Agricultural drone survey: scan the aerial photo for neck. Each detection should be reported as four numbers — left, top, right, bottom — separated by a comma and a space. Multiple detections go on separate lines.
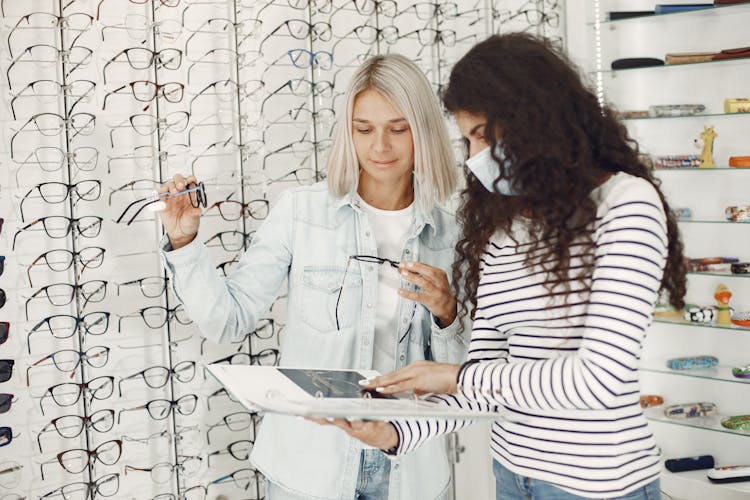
357, 172, 414, 210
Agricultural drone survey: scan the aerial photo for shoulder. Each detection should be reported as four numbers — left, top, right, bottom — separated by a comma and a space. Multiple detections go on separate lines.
594, 172, 664, 219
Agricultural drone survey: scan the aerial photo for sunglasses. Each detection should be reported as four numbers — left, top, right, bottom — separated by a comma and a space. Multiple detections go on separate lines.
0, 360, 14, 383
0, 426, 16, 447
0, 289, 5, 309
0, 322, 8, 345
0, 393, 14, 414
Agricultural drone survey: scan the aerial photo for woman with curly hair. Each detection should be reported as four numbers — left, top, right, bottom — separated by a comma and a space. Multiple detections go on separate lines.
322, 33, 687, 500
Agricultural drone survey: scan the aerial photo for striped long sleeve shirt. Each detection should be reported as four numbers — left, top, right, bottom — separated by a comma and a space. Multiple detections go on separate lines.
391, 172, 667, 499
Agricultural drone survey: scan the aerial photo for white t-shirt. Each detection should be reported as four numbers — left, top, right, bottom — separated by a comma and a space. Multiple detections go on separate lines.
357, 194, 414, 374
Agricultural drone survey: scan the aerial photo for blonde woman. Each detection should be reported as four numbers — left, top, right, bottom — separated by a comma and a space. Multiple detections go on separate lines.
158, 54, 467, 500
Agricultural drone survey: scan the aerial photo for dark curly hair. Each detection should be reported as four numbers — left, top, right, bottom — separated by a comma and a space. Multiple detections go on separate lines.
443, 33, 687, 324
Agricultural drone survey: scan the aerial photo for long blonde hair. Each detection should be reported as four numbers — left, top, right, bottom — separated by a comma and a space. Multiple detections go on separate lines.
326, 54, 457, 212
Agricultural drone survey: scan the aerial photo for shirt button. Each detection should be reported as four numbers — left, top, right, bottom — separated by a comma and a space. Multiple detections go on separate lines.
394, 463, 400, 470
404, 249, 410, 255
365, 231, 371, 237
399, 355, 405, 361
402, 318, 408, 324
367, 303, 373, 308
368, 265, 374, 272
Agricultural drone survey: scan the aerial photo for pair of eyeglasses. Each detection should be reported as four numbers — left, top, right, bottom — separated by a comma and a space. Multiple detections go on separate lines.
100, 14, 181, 44
117, 276, 168, 298
124, 455, 202, 483
190, 139, 265, 174
117, 304, 192, 331
400, 28, 456, 47
204, 230, 255, 252
333, 25, 398, 53
102, 80, 184, 110
205, 199, 269, 221
39, 376, 114, 415
258, 19, 332, 54
8, 13, 93, 56
12, 215, 103, 251
116, 182, 206, 225
0, 360, 14, 383
0, 393, 14, 414
207, 349, 280, 369
10, 112, 95, 159
117, 360, 196, 395
330, 0, 396, 18
200, 319, 278, 356
19, 180, 101, 222
288, 48, 333, 69
206, 411, 261, 445
0, 322, 8, 345
117, 394, 198, 423
36, 409, 114, 453
0, 461, 23, 489
335, 255, 399, 330
13, 147, 98, 186
109, 111, 189, 146
6, 44, 92, 88
207, 439, 253, 466
10, 79, 96, 120
0, 427, 17, 447
107, 143, 189, 174
28, 311, 110, 354
26, 346, 110, 385
494, 7, 560, 28
24, 279, 108, 320
121, 425, 200, 450
27, 246, 105, 287
103, 48, 182, 84
39, 473, 120, 499
39, 439, 122, 480
188, 78, 265, 113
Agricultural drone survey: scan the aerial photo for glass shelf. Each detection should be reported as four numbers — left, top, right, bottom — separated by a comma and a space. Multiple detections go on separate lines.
653, 167, 743, 172
588, 3, 750, 26
653, 316, 750, 333
660, 468, 750, 496
592, 56, 750, 75
688, 271, 750, 279
645, 409, 750, 438
621, 112, 750, 122
640, 361, 750, 385
677, 218, 750, 225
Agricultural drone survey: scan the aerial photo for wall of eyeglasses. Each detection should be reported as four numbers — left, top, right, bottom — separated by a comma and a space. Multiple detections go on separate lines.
0, 0, 562, 499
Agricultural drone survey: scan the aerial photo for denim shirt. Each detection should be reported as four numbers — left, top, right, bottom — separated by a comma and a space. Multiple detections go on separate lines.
160, 182, 469, 500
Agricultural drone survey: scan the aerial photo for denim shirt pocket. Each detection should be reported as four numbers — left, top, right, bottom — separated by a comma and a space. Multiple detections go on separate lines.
300, 266, 362, 333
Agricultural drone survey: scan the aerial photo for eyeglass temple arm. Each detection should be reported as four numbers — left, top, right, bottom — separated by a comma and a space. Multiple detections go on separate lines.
102, 83, 127, 110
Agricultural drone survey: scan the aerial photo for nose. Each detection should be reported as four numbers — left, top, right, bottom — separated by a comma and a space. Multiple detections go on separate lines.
372, 128, 390, 153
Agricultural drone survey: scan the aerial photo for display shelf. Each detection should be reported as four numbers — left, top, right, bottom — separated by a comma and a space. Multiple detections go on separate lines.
592, 56, 750, 75
660, 468, 750, 500
640, 360, 750, 385
645, 409, 750, 438
688, 271, 750, 279
621, 112, 750, 122
653, 316, 750, 332
653, 167, 743, 172
589, 3, 750, 26
677, 218, 750, 225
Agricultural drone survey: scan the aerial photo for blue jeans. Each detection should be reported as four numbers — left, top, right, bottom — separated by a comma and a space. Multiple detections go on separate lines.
493, 460, 661, 500
267, 449, 391, 500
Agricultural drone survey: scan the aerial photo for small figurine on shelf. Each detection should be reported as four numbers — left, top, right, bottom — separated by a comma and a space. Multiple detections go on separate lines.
714, 284, 733, 325
695, 125, 717, 168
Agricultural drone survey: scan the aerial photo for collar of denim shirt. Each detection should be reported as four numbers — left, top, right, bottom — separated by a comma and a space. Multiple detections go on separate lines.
333, 177, 437, 238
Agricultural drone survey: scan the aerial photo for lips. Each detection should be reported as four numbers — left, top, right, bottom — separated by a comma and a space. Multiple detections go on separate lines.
371, 159, 397, 167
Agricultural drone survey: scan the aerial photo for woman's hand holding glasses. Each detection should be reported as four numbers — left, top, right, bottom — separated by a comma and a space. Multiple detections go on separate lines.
158, 173, 204, 250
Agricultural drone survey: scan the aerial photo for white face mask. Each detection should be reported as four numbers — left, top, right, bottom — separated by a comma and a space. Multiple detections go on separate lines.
465, 143, 518, 195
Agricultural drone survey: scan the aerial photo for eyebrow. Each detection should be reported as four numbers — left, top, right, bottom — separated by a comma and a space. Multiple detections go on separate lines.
353, 118, 408, 124
469, 123, 486, 136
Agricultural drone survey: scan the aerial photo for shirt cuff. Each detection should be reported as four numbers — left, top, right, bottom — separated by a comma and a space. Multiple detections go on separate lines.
456, 359, 482, 399
159, 233, 203, 267
386, 420, 409, 457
